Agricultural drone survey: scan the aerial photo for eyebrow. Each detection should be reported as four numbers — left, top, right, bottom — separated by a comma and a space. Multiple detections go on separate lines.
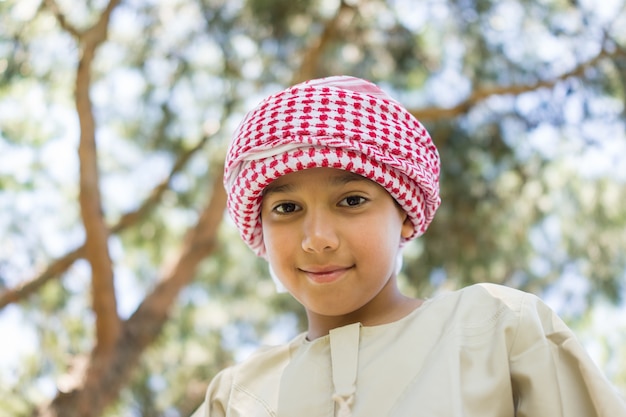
331, 172, 367, 185
262, 183, 294, 196
262, 172, 367, 197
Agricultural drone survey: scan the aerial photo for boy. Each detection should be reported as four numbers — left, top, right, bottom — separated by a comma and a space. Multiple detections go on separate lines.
193, 76, 626, 416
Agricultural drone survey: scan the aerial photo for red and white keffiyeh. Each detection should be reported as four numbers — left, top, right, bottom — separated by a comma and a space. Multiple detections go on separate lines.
224, 76, 441, 257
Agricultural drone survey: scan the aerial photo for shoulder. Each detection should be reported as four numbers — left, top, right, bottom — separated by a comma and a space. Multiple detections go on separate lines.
207, 332, 306, 393
456, 283, 567, 330
428, 282, 532, 322
203, 334, 306, 414
455, 282, 529, 303
439, 283, 576, 351
411, 283, 567, 363
417, 283, 554, 346
234, 335, 304, 377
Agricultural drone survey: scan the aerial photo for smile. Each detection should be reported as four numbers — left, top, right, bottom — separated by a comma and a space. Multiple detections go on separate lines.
299, 266, 353, 284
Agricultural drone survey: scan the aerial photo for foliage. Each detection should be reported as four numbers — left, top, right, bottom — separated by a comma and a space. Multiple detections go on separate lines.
1, 0, 625, 415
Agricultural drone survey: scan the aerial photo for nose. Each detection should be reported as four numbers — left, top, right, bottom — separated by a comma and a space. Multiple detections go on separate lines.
301, 208, 339, 253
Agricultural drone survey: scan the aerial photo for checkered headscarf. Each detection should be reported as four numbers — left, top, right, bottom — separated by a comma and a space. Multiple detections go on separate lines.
224, 76, 441, 257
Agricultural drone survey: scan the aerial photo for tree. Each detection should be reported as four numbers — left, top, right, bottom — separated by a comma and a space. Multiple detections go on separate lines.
1, 0, 625, 415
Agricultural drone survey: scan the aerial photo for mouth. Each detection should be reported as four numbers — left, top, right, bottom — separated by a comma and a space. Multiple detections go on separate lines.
299, 265, 353, 284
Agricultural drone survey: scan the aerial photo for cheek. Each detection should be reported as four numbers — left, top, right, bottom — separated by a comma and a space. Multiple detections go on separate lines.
352, 223, 400, 259
261, 223, 277, 253
261, 222, 294, 259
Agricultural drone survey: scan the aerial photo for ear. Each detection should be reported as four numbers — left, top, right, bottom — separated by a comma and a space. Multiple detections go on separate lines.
400, 215, 413, 239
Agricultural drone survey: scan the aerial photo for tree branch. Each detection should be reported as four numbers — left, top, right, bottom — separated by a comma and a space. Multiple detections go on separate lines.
0, 135, 211, 311
411, 45, 618, 122
39, 170, 227, 417
291, 0, 357, 84
127, 169, 227, 344
111, 135, 211, 233
82, 0, 121, 46
42, 0, 81, 39
72, 0, 122, 352
0, 247, 84, 309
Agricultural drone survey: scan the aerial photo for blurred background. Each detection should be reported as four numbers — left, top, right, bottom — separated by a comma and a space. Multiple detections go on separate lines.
1, 0, 625, 416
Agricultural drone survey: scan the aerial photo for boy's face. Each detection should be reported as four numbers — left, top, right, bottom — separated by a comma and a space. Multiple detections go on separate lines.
260, 167, 413, 320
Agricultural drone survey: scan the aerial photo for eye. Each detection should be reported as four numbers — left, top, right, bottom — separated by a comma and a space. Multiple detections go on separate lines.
339, 195, 367, 207
273, 202, 300, 214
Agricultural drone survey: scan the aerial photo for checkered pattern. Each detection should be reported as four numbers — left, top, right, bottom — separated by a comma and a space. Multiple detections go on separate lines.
224, 76, 441, 257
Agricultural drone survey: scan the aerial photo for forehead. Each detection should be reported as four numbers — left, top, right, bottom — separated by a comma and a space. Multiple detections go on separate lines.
262, 168, 370, 195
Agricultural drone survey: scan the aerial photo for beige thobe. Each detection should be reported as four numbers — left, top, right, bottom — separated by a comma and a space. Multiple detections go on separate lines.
193, 283, 626, 416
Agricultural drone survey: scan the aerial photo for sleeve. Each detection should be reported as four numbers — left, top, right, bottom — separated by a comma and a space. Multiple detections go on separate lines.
190, 367, 234, 417
509, 292, 626, 417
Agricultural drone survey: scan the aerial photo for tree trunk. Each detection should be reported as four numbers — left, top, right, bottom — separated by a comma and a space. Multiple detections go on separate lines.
38, 175, 227, 417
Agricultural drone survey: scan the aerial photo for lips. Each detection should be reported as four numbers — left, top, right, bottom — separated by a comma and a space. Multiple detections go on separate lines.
299, 265, 353, 284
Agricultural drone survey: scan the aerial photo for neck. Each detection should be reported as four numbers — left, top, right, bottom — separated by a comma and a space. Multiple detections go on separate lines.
305, 282, 423, 340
